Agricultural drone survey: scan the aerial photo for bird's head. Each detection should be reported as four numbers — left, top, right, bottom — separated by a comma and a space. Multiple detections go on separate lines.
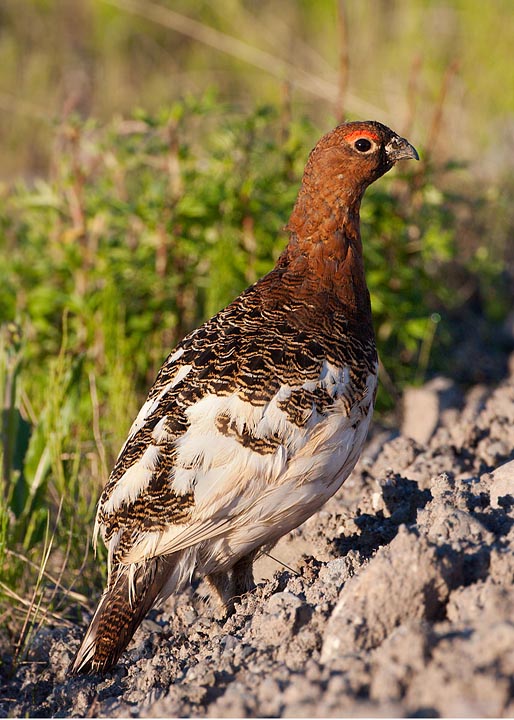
303, 120, 419, 197
287, 120, 419, 241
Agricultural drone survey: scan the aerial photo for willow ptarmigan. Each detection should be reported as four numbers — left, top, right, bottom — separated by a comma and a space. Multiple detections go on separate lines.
69, 120, 418, 674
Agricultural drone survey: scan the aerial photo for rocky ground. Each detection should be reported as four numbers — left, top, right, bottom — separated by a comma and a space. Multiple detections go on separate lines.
2, 357, 514, 718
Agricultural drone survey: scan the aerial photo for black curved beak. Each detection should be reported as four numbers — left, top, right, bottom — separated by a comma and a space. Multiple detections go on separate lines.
385, 135, 419, 162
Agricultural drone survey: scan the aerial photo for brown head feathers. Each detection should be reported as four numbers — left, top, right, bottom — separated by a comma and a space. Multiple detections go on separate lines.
287, 121, 418, 242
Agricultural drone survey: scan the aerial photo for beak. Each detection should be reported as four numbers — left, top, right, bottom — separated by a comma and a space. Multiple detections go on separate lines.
385, 135, 419, 162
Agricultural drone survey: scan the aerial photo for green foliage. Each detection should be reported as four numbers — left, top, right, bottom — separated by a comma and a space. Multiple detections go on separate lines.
0, 99, 321, 624
1, 0, 513, 185
362, 166, 457, 391
0, 99, 507, 632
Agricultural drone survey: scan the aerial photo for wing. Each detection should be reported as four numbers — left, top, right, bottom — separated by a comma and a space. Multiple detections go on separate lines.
95, 269, 377, 580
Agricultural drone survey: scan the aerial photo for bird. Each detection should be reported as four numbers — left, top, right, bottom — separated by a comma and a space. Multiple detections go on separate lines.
69, 120, 418, 675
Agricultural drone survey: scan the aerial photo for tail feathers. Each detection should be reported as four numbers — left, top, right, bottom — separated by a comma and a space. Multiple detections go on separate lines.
69, 555, 177, 675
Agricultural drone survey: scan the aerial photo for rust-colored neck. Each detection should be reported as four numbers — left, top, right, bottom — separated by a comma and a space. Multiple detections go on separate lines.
282, 173, 370, 320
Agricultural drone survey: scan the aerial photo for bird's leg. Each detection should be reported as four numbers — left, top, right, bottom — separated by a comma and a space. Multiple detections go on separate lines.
206, 550, 257, 618
231, 550, 257, 603
205, 570, 232, 619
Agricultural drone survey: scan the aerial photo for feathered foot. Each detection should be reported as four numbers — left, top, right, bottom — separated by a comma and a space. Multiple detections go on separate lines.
205, 551, 257, 618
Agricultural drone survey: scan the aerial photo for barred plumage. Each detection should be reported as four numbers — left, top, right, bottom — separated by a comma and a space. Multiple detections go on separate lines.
69, 120, 418, 675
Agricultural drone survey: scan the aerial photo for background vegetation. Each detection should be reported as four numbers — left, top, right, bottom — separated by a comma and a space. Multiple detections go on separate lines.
0, 0, 513, 667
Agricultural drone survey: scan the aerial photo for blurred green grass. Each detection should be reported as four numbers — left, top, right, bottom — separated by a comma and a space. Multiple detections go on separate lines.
0, 0, 513, 660
0, 0, 513, 177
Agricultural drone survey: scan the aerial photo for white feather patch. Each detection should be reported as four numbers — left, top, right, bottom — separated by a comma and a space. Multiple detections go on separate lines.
319, 360, 350, 397
156, 546, 197, 605
121, 367, 378, 572
107, 529, 123, 585
197, 380, 377, 573
171, 467, 197, 495
122, 517, 231, 564
122, 364, 193, 447
171, 430, 289, 502
184, 392, 265, 435
170, 388, 299, 500
103, 444, 161, 514
168, 347, 185, 364
152, 415, 170, 443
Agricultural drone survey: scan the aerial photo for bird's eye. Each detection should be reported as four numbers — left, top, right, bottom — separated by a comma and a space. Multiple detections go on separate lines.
354, 138, 373, 152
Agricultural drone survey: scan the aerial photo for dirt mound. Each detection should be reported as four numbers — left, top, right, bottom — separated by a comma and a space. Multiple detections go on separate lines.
2, 360, 514, 717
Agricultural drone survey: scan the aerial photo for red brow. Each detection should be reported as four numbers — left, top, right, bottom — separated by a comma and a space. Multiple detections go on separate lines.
345, 129, 380, 143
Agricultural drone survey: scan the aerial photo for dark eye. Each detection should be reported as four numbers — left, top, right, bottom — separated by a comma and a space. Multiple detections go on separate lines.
354, 138, 372, 152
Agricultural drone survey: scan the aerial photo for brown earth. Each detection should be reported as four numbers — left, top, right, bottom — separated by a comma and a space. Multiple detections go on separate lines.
1, 358, 514, 718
